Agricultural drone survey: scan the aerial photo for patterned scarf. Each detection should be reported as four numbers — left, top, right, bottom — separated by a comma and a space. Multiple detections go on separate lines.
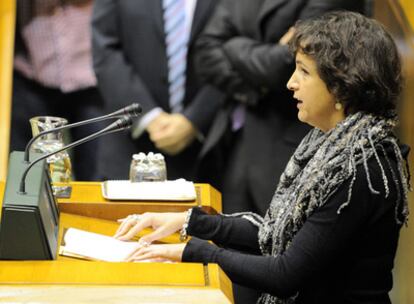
237, 112, 410, 304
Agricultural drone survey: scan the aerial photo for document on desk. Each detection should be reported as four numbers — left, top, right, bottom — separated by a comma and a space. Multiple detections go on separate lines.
59, 228, 140, 262
101, 178, 197, 201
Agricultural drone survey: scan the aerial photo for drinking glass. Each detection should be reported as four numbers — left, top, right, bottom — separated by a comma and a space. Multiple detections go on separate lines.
30, 116, 72, 197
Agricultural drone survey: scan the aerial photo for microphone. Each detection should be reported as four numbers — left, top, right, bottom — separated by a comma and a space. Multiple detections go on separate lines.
0, 116, 132, 261
109, 103, 142, 117
19, 116, 133, 194
24, 103, 141, 162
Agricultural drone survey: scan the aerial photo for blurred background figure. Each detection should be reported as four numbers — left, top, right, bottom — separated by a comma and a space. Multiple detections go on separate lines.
196, 0, 366, 217
10, 0, 104, 181
92, 0, 223, 181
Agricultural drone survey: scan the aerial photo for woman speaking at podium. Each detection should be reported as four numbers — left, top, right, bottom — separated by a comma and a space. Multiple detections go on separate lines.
114, 12, 410, 304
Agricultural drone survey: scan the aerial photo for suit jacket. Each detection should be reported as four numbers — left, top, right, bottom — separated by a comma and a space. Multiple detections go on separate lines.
196, 0, 365, 214
92, 0, 223, 180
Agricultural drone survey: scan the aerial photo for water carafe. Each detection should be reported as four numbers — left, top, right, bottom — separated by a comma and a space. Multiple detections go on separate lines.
29, 116, 72, 197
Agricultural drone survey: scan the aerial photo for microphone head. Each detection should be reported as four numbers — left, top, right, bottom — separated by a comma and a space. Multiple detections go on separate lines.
115, 115, 134, 130
125, 103, 142, 117
110, 103, 142, 118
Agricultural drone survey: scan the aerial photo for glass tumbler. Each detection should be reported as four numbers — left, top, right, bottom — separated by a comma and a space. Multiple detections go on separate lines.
30, 116, 72, 197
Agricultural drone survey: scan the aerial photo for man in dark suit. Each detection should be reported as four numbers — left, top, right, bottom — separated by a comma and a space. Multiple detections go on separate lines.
92, 0, 223, 181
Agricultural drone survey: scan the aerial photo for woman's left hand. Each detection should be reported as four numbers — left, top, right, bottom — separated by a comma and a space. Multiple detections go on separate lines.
125, 243, 187, 263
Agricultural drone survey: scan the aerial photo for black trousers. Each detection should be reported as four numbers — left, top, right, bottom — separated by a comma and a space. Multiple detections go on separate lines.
10, 71, 104, 181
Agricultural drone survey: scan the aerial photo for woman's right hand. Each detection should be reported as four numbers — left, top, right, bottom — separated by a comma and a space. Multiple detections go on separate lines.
114, 212, 187, 245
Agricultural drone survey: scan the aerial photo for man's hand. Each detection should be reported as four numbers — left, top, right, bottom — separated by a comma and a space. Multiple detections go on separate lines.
279, 27, 295, 45
146, 111, 171, 134
148, 113, 197, 155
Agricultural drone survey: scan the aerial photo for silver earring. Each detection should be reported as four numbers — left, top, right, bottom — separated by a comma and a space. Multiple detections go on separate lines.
335, 102, 343, 111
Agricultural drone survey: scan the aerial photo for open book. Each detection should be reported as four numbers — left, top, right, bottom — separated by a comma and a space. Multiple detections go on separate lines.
101, 179, 197, 201
60, 228, 140, 262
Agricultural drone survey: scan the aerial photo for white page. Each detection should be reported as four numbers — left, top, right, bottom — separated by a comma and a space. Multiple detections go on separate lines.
102, 179, 197, 201
62, 228, 140, 262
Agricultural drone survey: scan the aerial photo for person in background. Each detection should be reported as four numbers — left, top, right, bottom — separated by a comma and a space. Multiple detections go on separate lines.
91, 0, 223, 181
195, 0, 365, 218
10, 0, 104, 181
113, 11, 410, 304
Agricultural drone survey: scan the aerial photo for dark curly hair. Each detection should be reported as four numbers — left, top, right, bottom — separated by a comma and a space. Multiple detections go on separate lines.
289, 11, 402, 117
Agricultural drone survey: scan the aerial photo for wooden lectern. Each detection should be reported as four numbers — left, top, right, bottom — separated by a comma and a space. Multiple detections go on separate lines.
0, 0, 15, 182
0, 182, 233, 303
57, 182, 222, 220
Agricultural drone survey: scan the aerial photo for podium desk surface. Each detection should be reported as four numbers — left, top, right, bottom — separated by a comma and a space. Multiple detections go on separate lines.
56, 182, 222, 221
0, 211, 233, 303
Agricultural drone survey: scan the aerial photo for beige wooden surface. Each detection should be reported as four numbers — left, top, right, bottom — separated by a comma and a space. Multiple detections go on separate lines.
0, 213, 233, 303
399, 0, 414, 29
57, 182, 222, 220
0, 286, 232, 304
0, 0, 15, 181
0, 194, 233, 303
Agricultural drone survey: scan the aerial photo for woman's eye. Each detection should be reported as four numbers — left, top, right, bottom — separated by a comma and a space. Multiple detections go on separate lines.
301, 68, 309, 75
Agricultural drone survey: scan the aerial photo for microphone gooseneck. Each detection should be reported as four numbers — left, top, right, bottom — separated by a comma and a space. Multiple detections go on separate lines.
110, 103, 142, 117
19, 116, 133, 194
24, 103, 141, 162
109, 115, 134, 131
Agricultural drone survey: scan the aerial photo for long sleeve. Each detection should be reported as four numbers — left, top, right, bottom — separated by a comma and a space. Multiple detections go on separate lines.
222, 39, 293, 90
220, 0, 365, 91
196, 0, 366, 97
91, 0, 158, 114
195, 0, 299, 96
187, 207, 261, 254
194, 0, 252, 96
182, 84, 225, 136
92, 0, 224, 135
182, 158, 400, 298
217, 0, 305, 91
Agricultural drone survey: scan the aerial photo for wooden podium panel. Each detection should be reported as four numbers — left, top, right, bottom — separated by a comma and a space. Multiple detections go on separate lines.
0, 285, 231, 303
57, 182, 222, 221
0, 0, 15, 181
0, 212, 233, 303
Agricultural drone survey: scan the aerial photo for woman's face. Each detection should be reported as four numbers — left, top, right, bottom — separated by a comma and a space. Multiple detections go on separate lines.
287, 51, 345, 132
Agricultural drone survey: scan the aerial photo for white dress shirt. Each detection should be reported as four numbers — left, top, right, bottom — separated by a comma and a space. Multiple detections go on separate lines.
132, 0, 198, 139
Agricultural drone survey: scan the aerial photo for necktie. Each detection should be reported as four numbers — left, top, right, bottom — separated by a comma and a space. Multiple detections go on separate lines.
231, 104, 246, 132
163, 0, 188, 113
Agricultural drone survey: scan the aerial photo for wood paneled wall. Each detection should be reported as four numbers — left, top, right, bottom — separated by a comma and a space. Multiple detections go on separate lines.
0, 0, 15, 181
374, 1, 414, 303
399, 0, 414, 28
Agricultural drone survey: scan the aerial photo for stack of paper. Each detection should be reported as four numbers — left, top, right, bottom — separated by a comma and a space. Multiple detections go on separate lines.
60, 228, 140, 262
101, 179, 196, 201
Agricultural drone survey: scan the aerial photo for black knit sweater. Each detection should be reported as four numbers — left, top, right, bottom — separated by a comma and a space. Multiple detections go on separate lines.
182, 148, 407, 304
